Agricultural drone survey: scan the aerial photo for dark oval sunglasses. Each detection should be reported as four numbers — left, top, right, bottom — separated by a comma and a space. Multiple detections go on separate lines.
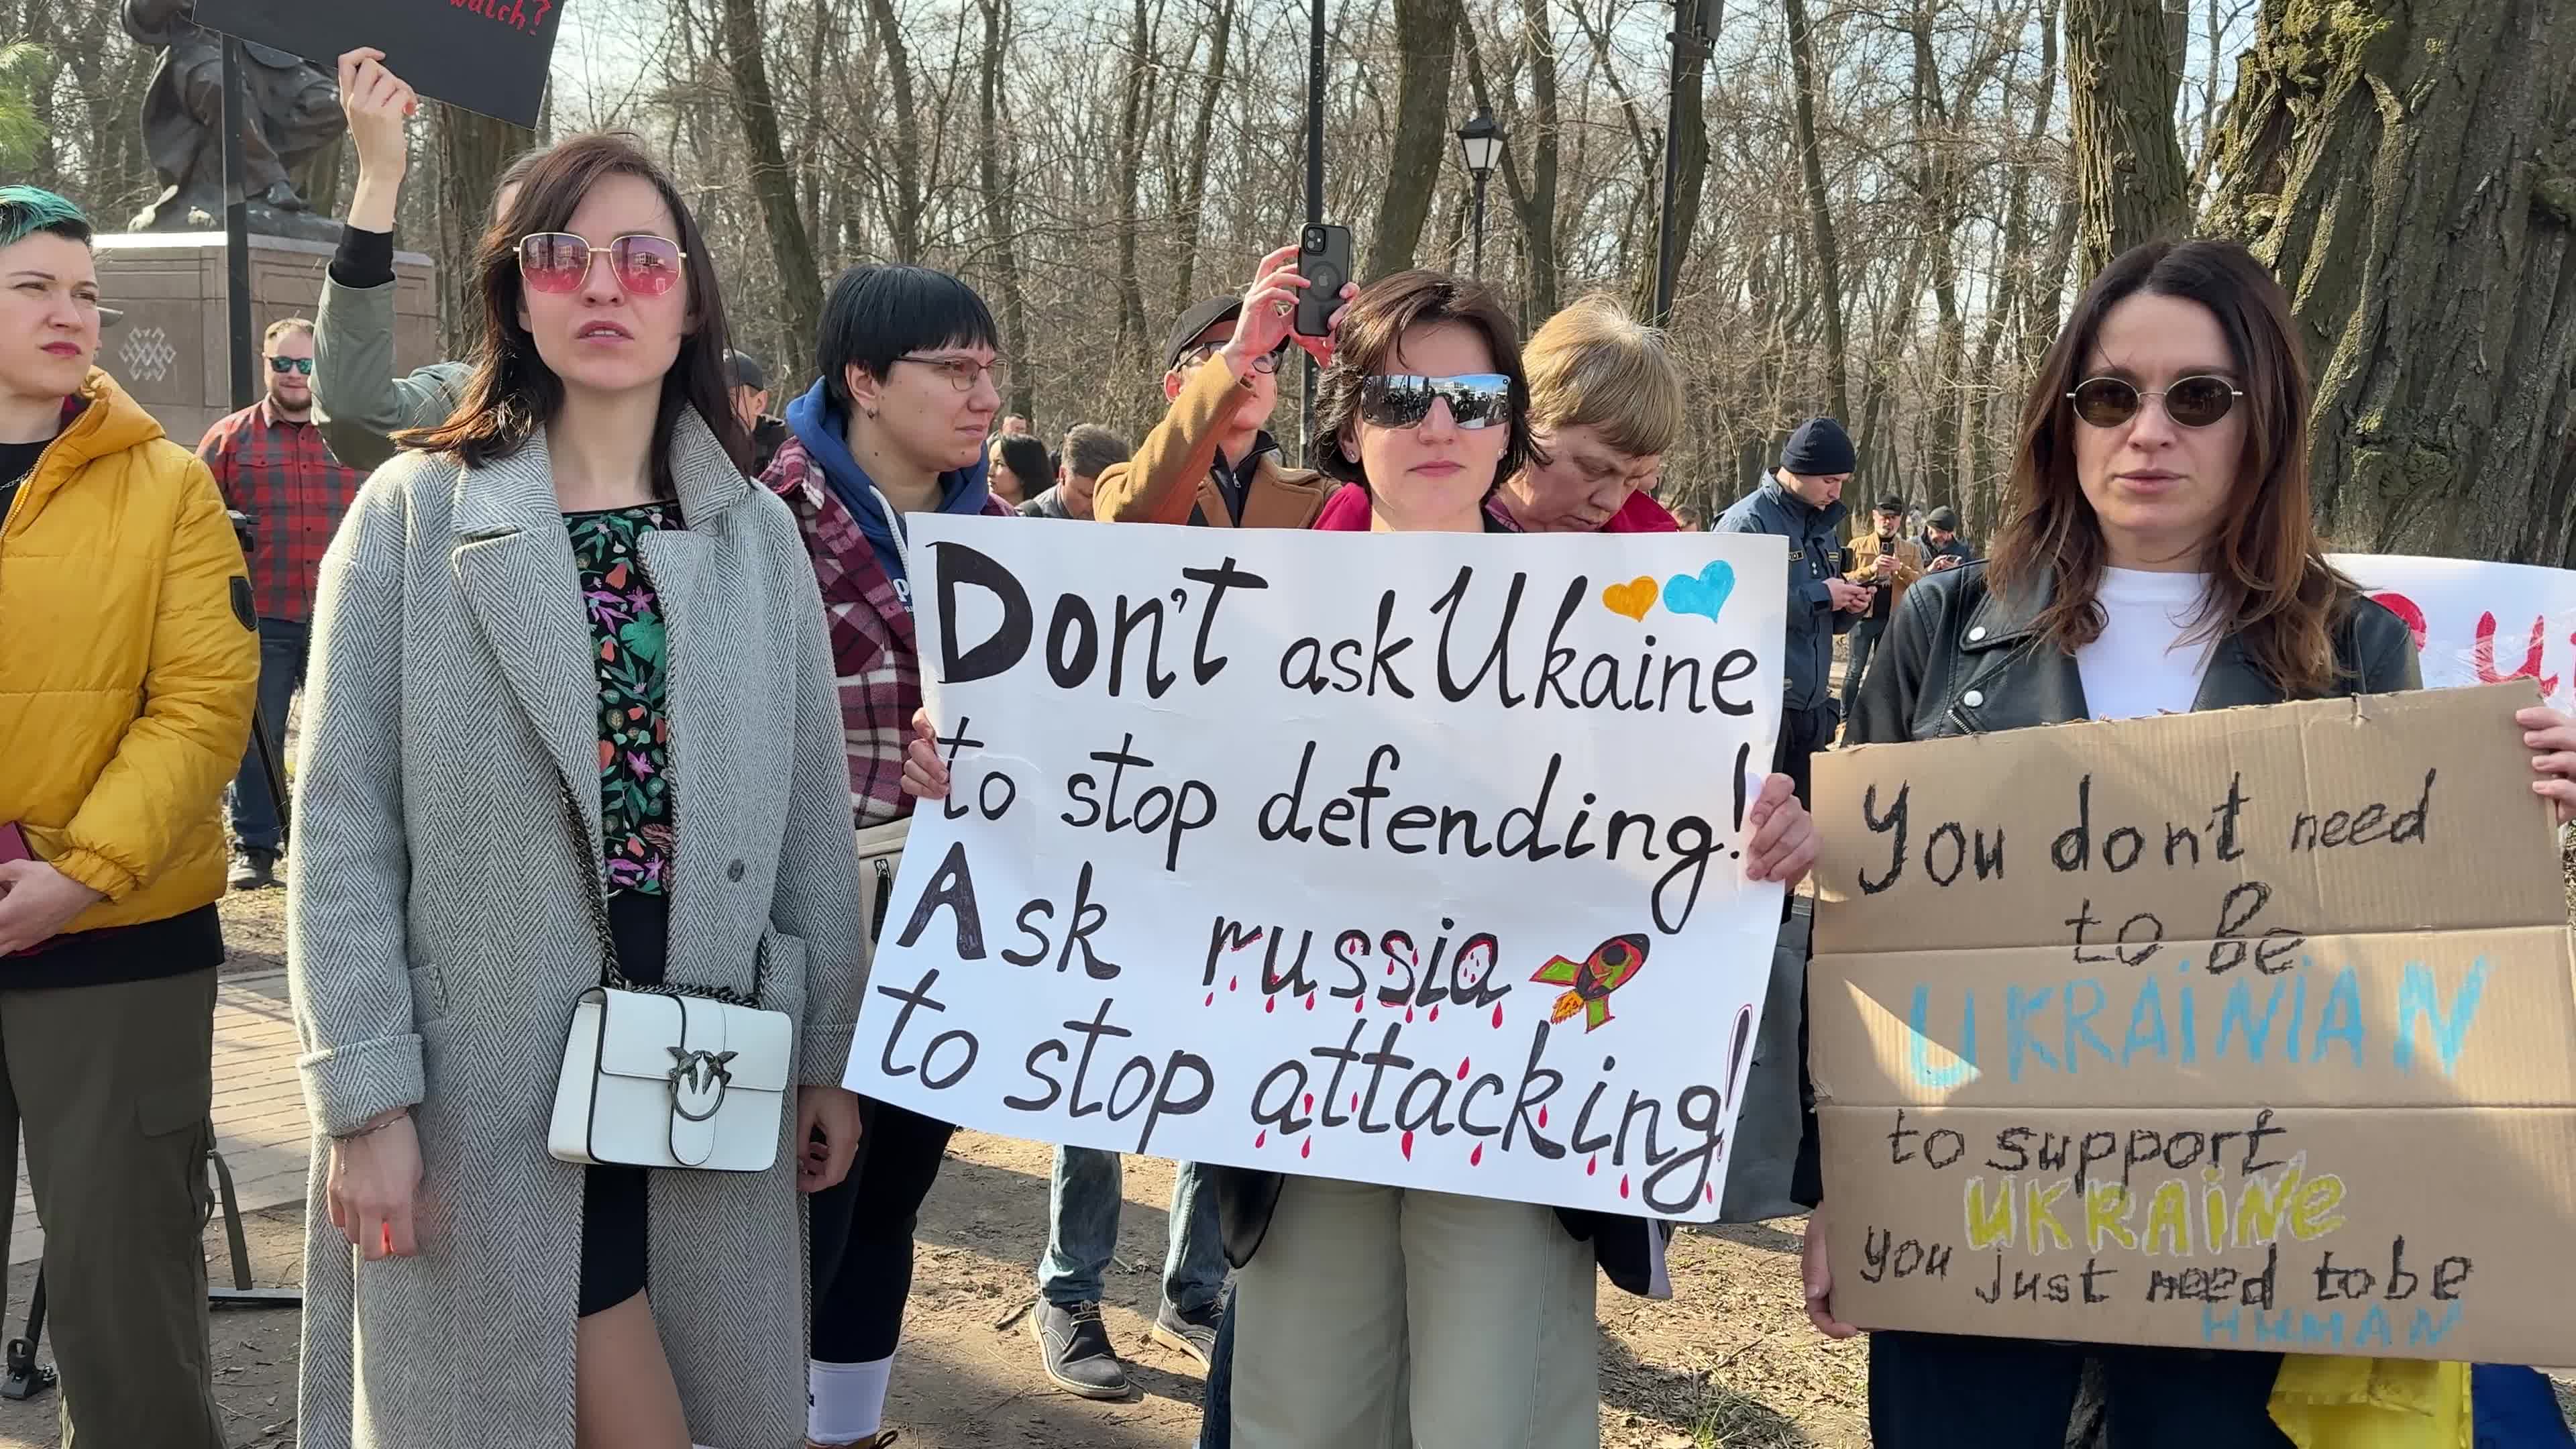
1357, 374, 1513, 431
2066, 374, 2241, 429
517, 231, 688, 298
267, 356, 313, 375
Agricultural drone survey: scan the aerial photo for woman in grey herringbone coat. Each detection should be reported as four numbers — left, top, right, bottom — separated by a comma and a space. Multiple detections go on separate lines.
287, 133, 869, 1449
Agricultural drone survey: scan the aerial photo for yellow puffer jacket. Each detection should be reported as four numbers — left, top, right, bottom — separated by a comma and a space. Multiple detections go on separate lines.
0, 368, 258, 932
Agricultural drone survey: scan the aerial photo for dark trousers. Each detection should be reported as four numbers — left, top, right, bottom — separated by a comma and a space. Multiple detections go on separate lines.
0, 967, 224, 1448
227, 616, 309, 853
1839, 616, 1887, 717
1869, 1332, 2292, 1449
808, 1099, 957, 1362
1199, 1281, 1236, 1448
1772, 700, 1836, 810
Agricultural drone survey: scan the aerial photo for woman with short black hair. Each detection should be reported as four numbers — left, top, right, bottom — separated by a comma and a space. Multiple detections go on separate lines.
761, 262, 1018, 1449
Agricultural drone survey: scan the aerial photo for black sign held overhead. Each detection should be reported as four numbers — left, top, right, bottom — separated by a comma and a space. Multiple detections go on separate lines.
195, 0, 562, 129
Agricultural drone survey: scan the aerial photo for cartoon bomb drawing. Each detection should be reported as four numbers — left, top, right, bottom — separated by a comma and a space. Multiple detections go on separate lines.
1529, 933, 1650, 1032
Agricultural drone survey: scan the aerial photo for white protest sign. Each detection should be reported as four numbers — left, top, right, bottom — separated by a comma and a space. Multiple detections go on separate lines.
2334, 553, 2576, 712
845, 517, 1789, 1220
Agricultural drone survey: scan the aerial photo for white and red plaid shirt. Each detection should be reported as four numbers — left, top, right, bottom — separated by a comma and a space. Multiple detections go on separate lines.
763, 436, 1012, 827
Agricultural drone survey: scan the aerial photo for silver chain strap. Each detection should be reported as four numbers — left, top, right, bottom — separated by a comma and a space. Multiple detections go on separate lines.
553, 775, 764, 1010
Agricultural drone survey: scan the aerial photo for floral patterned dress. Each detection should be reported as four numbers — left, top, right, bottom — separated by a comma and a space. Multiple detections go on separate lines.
567, 502, 678, 898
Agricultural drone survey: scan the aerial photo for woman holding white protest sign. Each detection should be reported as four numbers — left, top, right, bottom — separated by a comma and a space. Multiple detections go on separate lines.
288, 133, 870, 1449
902, 268, 1819, 1447
1801, 237, 2576, 1446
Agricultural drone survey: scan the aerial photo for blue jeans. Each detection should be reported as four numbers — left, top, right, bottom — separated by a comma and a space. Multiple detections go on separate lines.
1037, 1146, 1224, 1313
228, 617, 308, 853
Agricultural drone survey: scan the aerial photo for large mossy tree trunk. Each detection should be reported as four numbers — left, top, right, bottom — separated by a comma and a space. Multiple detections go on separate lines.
2204, 0, 2576, 561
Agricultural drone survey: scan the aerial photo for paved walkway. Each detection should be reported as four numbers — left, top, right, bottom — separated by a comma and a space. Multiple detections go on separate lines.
9, 969, 310, 1266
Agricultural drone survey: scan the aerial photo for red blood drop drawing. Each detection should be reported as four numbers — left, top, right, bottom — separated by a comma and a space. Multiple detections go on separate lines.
1404, 1007, 1415, 1023
1586, 1156, 1597, 1177
1228, 976, 1238, 991
1705, 1183, 1717, 1203
1203, 992, 1214, 1007
1400, 1130, 1415, 1160
1428, 1006, 1440, 1022
1350, 1093, 1360, 1110
1254, 1130, 1267, 1149
1300, 1138, 1312, 1159
1303, 1093, 1314, 1113
1354, 997, 1364, 1013
1455, 1057, 1471, 1080
1305, 993, 1317, 1012
1470, 1144, 1485, 1167
1619, 1174, 1631, 1199
1492, 1004, 1505, 1028
1538, 1106, 1548, 1128
1265, 996, 1276, 1014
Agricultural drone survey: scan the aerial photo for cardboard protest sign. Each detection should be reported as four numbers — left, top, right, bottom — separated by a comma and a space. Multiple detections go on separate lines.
197, 0, 560, 128
845, 517, 1789, 1220
1808, 684, 2576, 1360
2336, 553, 2576, 714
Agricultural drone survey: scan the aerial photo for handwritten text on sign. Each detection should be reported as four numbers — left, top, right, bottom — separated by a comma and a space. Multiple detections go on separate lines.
2334, 553, 2576, 714
844, 519, 1788, 1220
1807, 686, 2576, 1361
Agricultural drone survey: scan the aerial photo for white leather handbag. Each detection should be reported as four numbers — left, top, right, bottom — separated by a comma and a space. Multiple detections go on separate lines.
545, 782, 794, 1173
548, 985, 793, 1171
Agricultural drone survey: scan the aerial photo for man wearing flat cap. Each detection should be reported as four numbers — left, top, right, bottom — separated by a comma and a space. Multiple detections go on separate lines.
1091, 245, 1345, 529
1717, 416, 1868, 805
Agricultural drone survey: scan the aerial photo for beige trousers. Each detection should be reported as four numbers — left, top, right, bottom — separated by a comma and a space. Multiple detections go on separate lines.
1229, 1177, 1599, 1449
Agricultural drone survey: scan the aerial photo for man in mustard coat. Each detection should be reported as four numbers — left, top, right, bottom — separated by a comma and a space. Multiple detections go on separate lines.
0, 186, 257, 1448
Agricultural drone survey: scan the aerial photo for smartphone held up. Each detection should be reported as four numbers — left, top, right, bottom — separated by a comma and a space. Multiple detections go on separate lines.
1296, 224, 1352, 338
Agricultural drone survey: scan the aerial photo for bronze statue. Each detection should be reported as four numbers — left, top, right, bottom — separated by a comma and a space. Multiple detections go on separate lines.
122, 0, 345, 235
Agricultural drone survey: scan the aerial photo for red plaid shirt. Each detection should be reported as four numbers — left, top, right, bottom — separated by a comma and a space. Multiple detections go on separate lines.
197, 399, 364, 623
763, 437, 1014, 827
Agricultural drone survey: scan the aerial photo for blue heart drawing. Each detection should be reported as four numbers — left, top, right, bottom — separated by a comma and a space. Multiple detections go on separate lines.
1663, 559, 1736, 623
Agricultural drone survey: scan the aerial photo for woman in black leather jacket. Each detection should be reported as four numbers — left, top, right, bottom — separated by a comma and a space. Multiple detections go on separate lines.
1794, 238, 2576, 1446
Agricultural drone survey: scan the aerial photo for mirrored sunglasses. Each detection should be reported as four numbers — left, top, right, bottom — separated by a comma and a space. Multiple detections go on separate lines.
1356, 374, 1513, 431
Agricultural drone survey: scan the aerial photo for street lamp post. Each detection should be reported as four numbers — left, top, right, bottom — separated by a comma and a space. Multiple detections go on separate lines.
1454, 107, 1503, 279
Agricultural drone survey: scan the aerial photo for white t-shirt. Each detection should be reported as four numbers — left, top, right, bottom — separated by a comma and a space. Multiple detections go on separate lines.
2074, 568, 2216, 721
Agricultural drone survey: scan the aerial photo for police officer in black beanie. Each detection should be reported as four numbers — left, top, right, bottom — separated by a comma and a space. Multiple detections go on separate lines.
1716, 416, 1867, 806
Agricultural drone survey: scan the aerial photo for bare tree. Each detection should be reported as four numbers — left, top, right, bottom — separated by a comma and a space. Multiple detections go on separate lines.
861, 0, 925, 262
2066, 0, 2189, 274
1366, 0, 1464, 280
976, 0, 1036, 420
1781, 0, 1851, 421
720, 0, 825, 352
1112, 0, 1155, 360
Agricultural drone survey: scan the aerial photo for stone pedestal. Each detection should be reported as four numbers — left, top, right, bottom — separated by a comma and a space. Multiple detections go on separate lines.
90, 231, 440, 447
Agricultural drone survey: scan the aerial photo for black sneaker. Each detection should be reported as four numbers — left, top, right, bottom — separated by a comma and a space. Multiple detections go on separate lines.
1030, 1300, 1129, 1399
229, 847, 278, 891
1150, 1297, 1221, 1366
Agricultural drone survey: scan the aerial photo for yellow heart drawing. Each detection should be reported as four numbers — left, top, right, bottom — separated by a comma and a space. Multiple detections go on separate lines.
1601, 576, 1658, 622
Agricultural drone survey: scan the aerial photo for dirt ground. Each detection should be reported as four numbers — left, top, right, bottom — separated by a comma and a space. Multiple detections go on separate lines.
0, 1137, 1867, 1449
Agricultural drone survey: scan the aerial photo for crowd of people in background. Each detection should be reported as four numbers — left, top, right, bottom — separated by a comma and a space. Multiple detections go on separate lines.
6, 33, 2576, 1449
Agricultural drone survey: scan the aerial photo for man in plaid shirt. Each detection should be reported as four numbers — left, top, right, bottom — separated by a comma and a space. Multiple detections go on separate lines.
197, 316, 362, 888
